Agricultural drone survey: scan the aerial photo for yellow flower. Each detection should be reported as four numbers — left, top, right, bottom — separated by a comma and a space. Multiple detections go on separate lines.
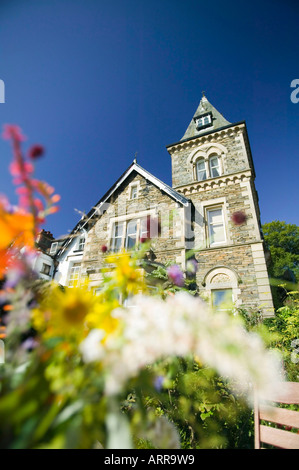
106, 252, 147, 295
85, 297, 120, 339
32, 282, 120, 342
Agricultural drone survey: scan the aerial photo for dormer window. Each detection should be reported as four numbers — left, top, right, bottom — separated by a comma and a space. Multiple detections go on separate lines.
195, 113, 212, 130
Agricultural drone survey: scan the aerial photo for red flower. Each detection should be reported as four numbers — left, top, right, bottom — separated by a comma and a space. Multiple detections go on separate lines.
231, 211, 247, 225
101, 245, 108, 253
28, 144, 45, 159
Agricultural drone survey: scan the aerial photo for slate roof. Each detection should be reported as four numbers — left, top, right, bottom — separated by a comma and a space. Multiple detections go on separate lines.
180, 94, 231, 141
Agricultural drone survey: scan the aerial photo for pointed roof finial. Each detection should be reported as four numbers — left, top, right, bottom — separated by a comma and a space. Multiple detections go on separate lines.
202, 90, 206, 97
133, 151, 138, 164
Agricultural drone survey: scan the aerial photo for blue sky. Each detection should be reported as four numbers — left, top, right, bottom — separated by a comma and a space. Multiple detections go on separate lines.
0, 0, 298, 238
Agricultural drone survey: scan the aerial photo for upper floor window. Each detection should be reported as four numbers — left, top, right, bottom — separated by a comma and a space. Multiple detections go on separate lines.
209, 155, 220, 178
195, 113, 212, 130
78, 237, 85, 251
206, 207, 226, 246
196, 158, 207, 181
111, 217, 149, 252
195, 154, 222, 182
130, 185, 138, 200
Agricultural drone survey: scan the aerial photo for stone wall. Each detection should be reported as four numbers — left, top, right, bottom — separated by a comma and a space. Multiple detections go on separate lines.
169, 123, 251, 188
81, 172, 187, 287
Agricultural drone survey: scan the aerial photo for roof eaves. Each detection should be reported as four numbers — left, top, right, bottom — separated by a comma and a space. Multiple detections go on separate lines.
166, 120, 246, 149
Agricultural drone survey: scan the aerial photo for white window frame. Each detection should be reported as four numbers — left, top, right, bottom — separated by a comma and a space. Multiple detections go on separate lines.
196, 158, 207, 181
209, 155, 221, 178
68, 262, 81, 287
203, 267, 242, 311
78, 237, 85, 251
50, 242, 58, 255
111, 221, 125, 252
196, 114, 212, 129
206, 206, 226, 247
109, 211, 156, 252
130, 185, 138, 200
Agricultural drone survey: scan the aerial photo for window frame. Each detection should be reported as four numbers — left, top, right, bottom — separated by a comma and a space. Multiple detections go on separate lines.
196, 158, 207, 181
195, 154, 222, 182
78, 237, 85, 252
130, 185, 138, 200
110, 214, 155, 252
209, 155, 220, 178
68, 262, 81, 287
111, 221, 125, 252
211, 288, 233, 310
50, 241, 58, 255
195, 112, 212, 130
40, 262, 51, 276
206, 205, 227, 247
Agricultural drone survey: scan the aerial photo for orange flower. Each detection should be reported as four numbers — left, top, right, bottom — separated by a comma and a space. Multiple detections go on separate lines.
0, 204, 35, 251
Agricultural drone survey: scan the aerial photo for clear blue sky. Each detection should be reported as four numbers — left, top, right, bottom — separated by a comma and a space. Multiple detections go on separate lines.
0, 0, 298, 238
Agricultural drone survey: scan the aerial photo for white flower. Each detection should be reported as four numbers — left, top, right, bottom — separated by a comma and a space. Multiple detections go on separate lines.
80, 329, 105, 363
80, 292, 283, 401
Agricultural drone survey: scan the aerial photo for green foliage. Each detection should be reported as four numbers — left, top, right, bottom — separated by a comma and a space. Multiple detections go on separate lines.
264, 291, 299, 382
262, 220, 299, 280
122, 358, 254, 449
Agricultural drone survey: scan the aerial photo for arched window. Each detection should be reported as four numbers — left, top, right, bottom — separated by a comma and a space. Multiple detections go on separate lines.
203, 267, 241, 311
209, 155, 220, 178
196, 158, 207, 181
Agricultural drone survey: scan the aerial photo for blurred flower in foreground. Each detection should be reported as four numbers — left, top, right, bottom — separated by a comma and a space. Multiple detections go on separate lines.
186, 258, 198, 275
231, 211, 247, 225
0, 124, 60, 278
80, 292, 283, 400
28, 144, 45, 159
0, 201, 35, 251
106, 252, 147, 295
167, 264, 185, 287
2, 124, 26, 142
32, 282, 120, 342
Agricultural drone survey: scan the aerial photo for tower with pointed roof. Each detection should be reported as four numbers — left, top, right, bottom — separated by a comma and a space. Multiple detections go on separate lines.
167, 94, 274, 316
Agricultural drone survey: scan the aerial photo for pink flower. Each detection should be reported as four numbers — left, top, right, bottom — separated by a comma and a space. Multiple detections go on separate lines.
2, 124, 26, 142
231, 211, 247, 225
167, 264, 185, 287
28, 144, 45, 159
9, 161, 34, 181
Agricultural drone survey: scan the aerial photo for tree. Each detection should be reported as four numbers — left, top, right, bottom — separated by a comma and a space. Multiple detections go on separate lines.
262, 220, 299, 281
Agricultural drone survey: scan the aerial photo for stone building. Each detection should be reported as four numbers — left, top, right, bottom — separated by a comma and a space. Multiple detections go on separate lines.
43, 95, 274, 316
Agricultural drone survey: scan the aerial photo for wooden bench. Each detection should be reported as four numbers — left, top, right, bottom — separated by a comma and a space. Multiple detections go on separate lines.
254, 381, 299, 449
